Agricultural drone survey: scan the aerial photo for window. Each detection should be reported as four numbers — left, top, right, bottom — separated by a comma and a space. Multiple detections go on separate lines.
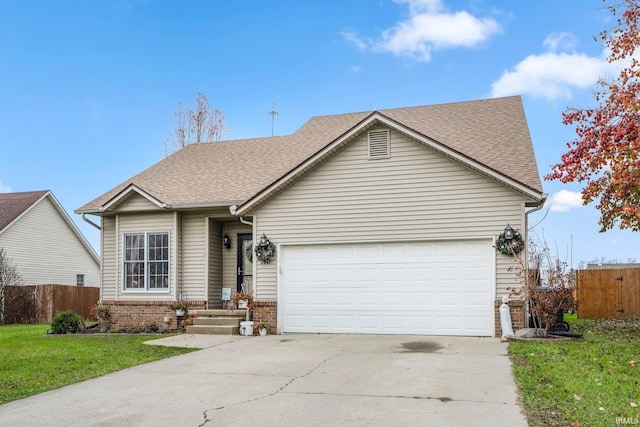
76, 274, 84, 287
124, 232, 169, 291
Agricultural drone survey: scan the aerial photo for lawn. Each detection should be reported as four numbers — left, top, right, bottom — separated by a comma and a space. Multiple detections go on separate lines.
0, 324, 196, 404
509, 316, 640, 426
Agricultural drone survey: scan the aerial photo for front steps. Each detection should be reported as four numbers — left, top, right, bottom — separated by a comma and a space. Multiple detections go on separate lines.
185, 309, 248, 335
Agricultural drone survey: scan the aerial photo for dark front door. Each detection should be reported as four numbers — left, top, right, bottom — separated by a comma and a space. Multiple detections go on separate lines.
237, 233, 253, 292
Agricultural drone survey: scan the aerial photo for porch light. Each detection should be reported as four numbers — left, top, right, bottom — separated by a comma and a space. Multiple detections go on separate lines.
503, 224, 515, 241
223, 234, 231, 249
259, 233, 269, 248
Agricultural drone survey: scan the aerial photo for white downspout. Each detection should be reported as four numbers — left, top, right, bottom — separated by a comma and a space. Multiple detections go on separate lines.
522, 194, 548, 329
239, 216, 253, 226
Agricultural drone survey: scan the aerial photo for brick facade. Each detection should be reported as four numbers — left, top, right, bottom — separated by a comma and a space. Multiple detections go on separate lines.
101, 299, 520, 337
101, 300, 206, 332
252, 301, 277, 334
494, 299, 525, 337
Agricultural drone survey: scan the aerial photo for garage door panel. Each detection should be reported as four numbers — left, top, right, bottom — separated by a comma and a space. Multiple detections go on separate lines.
437, 291, 462, 306
281, 240, 494, 336
436, 315, 461, 331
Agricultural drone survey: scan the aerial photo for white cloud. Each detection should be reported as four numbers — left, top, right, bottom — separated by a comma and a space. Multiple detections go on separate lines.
490, 51, 608, 101
543, 32, 578, 51
0, 180, 11, 193
547, 190, 583, 212
342, 0, 501, 62
341, 29, 368, 51
490, 31, 614, 101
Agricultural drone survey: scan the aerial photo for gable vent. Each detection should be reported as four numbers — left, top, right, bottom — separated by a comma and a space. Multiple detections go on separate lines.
368, 129, 390, 159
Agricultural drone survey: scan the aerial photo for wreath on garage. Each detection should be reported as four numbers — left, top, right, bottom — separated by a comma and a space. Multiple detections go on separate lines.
495, 229, 525, 256
254, 239, 276, 264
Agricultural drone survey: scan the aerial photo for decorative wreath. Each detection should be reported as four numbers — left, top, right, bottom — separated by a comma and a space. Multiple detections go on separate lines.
254, 239, 276, 264
495, 229, 525, 256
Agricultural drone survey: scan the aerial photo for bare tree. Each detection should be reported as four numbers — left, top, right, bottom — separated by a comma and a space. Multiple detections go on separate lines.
509, 238, 578, 336
0, 248, 23, 325
163, 92, 226, 156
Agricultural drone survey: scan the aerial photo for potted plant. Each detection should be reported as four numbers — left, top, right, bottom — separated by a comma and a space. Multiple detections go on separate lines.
231, 291, 253, 310
90, 302, 112, 332
169, 301, 189, 317
91, 302, 111, 321
255, 321, 271, 336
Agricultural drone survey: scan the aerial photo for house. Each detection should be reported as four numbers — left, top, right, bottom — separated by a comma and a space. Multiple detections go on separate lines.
0, 190, 100, 287
76, 96, 546, 337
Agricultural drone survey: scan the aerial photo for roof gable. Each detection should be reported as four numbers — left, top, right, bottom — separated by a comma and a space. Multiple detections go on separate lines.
77, 96, 544, 215
0, 190, 49, 232
234, 110, 544, 215
0, 190, 99, 262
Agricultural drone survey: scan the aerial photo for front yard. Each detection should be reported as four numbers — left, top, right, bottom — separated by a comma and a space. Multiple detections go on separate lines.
510, 317, 640, 426
0, 324, 195, 404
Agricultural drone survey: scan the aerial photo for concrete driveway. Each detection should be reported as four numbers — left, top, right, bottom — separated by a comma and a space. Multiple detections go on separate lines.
0, 334, 527, 427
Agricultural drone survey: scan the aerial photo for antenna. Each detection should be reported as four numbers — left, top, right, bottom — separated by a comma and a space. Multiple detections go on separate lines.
269, 102, 278, 136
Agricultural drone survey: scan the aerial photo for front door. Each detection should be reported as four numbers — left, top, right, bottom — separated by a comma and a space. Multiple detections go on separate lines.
237, 233, 253, 292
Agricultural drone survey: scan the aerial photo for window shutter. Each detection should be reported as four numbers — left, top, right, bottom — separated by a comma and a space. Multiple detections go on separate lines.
368, 129, 390, 159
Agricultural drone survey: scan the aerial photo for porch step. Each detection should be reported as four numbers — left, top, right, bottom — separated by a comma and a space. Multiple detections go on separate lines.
186, 324, 238, 335
192, 317, 241, 326
189, 309, 247, 318
185, 309, 248, 335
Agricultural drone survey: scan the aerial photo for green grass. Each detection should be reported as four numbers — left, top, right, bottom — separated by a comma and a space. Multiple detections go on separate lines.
0, 324, 196, 404
510, 317, 640, 426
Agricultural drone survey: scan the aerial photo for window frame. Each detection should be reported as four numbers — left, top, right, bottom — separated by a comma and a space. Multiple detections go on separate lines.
122, 231, 170, 293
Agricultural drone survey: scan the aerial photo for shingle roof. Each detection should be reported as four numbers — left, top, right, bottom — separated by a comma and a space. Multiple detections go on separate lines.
77, 96, 543, 213
0, 190, 49, 232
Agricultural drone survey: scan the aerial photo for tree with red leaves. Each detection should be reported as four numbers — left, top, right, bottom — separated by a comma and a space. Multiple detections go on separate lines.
546, 0, 640, 231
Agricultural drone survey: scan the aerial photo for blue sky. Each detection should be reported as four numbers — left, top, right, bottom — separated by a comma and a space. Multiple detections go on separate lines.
0, 0, 637, 266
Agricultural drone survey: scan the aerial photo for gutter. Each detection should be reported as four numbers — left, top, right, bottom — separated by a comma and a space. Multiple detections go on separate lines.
230, 205, 253, 226
81, 213, 101, 230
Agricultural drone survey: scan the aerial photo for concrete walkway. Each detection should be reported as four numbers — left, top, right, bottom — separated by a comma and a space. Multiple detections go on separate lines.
0, 334, 527, 427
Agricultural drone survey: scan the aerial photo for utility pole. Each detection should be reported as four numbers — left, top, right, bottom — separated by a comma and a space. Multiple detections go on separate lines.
269, 102, 278, 136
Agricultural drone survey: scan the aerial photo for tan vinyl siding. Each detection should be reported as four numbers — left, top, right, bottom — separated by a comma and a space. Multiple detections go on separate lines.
207, 220, 223, 308
254, 127, 535, 300
116, 212, 175, 300
102, 216, 117, 300
0, 196, 100, 287
114, 194, 162, 212
180, 212, 208, 300
222, 222, 252, 290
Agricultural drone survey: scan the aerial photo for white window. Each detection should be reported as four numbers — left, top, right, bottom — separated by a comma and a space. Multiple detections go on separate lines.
123, 232, 169, 291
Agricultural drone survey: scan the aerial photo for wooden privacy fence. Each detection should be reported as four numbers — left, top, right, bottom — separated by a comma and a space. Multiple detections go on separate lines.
576, 268, 640, 319
4, 284, 99, 324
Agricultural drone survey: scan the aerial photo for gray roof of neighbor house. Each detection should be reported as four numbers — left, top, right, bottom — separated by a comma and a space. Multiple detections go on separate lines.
77, 96, 544, 214
0, 190, 49, 232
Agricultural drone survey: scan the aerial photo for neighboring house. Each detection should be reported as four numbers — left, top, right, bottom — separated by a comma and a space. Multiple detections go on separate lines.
586, 263, 640, 269
0, 190, 100, 287
77, 96, 546, 337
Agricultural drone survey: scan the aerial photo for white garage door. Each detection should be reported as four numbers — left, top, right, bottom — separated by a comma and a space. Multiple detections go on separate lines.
281, 240, 494, 336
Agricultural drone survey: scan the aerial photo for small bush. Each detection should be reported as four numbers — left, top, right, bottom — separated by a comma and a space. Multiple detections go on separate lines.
145, 323, 159, 333
50, 310, 85, 334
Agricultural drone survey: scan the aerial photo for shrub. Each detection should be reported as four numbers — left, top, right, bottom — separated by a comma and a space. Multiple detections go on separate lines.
50, 310, 85, 334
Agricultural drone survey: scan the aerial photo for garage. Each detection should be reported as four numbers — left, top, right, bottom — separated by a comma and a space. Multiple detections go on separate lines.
280, 239, 495, 336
